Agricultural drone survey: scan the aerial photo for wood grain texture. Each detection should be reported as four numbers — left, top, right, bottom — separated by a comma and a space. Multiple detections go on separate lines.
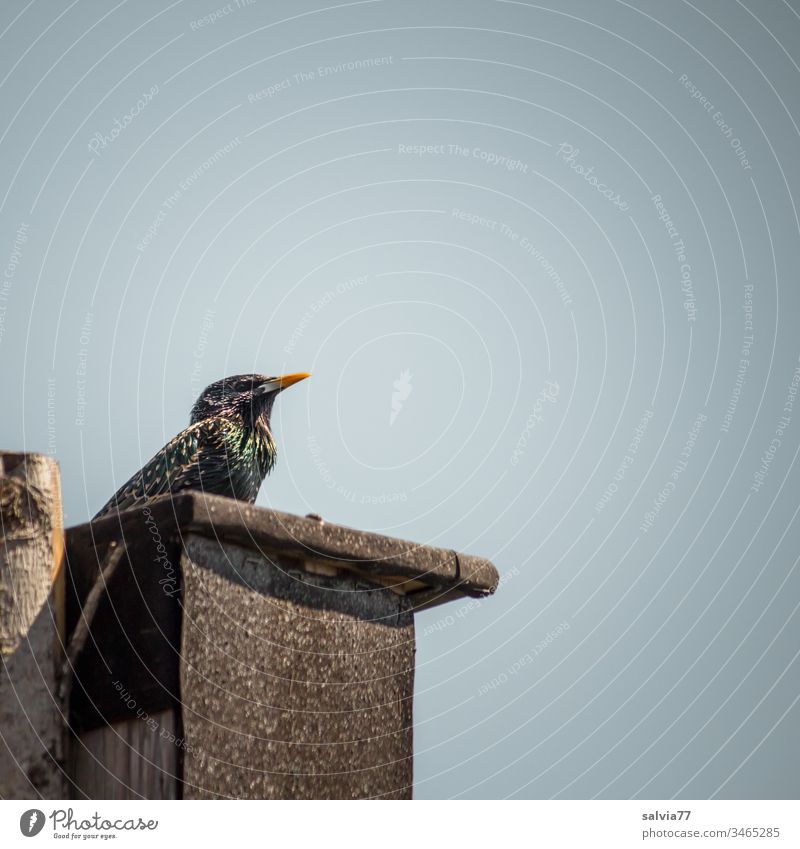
0, 452, 65, 798
180, 535, 415, 799
70, 710, 179, 799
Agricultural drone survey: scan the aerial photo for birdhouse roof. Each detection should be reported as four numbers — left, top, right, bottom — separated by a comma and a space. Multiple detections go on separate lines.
73, 492, 499, 609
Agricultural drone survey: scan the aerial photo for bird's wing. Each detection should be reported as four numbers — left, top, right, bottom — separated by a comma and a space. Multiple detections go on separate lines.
93, 417, 242, 519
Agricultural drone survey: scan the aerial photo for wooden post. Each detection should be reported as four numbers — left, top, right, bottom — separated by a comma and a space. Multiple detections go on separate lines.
64, 493, 498, 799
0, 452, 65, 798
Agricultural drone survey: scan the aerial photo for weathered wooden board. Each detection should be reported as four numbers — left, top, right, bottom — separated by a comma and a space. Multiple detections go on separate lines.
70, 709, 179, 799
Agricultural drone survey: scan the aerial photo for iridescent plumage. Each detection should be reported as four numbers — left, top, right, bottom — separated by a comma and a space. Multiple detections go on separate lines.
94, 372, 309, 519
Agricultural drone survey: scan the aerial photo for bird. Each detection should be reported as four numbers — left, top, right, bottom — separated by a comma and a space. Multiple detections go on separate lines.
93, 372, 310, 519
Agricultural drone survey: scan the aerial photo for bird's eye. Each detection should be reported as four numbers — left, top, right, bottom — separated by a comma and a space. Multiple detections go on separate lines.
229, 380, 255, 396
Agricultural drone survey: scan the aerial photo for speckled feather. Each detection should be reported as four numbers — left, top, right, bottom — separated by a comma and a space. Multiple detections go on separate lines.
93, 416, 277, 518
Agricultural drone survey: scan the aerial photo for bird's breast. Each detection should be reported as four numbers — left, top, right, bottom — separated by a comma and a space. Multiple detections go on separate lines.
222, 427, 276, 502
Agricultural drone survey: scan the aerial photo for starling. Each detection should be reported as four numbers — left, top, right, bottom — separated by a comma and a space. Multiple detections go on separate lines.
93, 372, 310, 519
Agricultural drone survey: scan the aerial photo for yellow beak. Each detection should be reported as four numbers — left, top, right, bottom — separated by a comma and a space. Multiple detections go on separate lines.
276, 372, 311, 389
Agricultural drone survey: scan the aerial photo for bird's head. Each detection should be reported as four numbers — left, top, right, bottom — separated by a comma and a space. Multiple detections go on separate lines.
190, 372, 310, 425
